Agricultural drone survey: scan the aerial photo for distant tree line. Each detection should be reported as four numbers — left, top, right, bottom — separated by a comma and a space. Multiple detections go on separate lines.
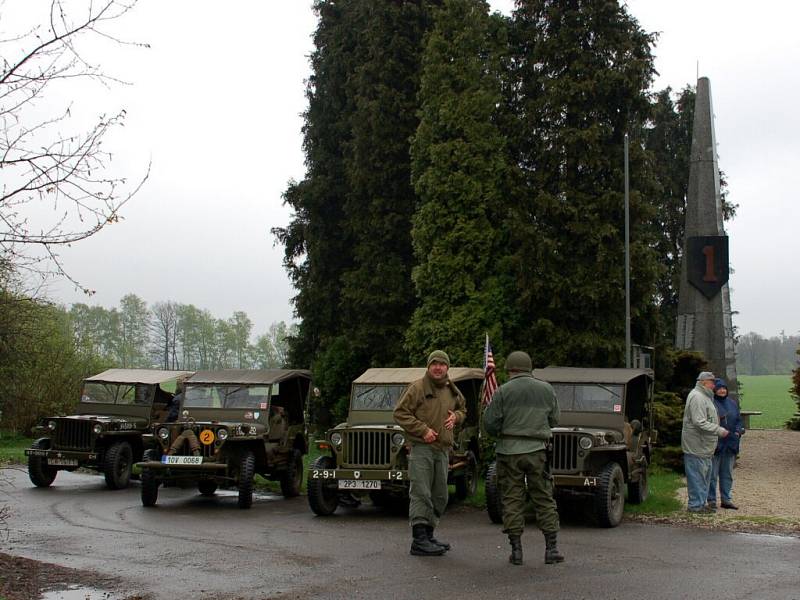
69, 293, 294, 371
0, 282, 293, 434
735, 332, 799, 376
274, 0, 735, 419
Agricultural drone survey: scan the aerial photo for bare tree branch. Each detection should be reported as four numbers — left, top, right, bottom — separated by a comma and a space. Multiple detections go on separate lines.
0, 0, 148, 290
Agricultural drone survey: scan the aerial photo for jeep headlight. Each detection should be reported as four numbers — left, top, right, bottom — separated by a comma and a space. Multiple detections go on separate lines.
157, 427, 170, 440
47, 420, 57, 431
93, 423, 103, 434
391, 432, 405, 446
330, 432, 343, 446
579, 436, 593, 450
217, 428, 228, 441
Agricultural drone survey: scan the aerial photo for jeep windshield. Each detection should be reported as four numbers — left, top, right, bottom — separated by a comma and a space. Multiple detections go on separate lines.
184, 385, 270, 409
81, 382, 152, 405
552, 384, 624, 413
350, 384, 407, 411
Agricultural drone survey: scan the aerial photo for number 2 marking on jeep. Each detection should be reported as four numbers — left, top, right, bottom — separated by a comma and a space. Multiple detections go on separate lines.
390, 471, 403, 480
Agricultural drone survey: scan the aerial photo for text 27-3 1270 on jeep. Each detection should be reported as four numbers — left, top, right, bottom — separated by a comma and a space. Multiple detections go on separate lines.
307, 367, 484, 516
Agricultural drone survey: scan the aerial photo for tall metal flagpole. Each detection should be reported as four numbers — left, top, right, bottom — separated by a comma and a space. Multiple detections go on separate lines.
624, 133, 631, 368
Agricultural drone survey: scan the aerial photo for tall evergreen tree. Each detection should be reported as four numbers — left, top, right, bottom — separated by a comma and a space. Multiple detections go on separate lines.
275, 1, 440, 416
504, 0, 660, 367
406, 0, 513, 366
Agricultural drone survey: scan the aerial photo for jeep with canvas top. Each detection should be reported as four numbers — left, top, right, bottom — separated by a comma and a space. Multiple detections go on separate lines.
25, 369, 193, 489
136, 369, 312, 508
307, 366, 484, 516
486, 367, 655, 527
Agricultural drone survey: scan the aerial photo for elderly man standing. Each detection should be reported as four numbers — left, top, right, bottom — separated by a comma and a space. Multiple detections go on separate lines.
483, 351, 563, 566
394, 350, 466, 556
681, 371, 729, 513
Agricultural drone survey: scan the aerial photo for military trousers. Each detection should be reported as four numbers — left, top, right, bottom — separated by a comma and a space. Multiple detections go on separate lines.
408, 443, 449, 528
496, 450, 559, 536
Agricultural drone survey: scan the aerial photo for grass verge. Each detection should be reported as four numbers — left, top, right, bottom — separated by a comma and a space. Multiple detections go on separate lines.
0, 432, 32, 465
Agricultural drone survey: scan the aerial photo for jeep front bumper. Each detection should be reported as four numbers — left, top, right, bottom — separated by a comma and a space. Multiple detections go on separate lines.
25, 448, 97, 464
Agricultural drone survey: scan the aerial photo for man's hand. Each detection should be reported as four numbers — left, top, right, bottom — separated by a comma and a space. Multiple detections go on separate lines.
423, 428, 438, 443
444, 410, 457, 431
720, 429, 729, 438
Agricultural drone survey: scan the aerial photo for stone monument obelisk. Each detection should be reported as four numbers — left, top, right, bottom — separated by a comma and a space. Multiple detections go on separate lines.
675, 77, 738, 399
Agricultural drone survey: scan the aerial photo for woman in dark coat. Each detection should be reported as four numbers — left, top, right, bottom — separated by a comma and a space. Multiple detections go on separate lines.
707, 379, 744, 509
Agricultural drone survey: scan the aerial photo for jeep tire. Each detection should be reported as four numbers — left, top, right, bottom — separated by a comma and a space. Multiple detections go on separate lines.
104, 440, 133, 490
485, 461, 503, 524
140, 449, 160, 507
307, 455, 339, 516
454, 450, 478, 500
280, 449, 303, 498
28, 438, 58, 488
238, 451, 256, 509
594, 461, 625, 527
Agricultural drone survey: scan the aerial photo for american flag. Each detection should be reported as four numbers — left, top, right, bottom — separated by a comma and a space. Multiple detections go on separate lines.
482, 334, 498, 406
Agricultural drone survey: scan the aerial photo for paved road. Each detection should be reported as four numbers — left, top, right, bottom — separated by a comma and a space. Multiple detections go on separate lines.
2, 468, 798, 600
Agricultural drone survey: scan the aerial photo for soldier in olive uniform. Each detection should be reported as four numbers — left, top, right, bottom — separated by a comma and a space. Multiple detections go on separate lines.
483, 351, 564, 566
394, 350, 466, 556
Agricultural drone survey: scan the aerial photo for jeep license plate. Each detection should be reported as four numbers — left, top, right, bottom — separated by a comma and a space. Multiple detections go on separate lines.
47, 458, 78, 466
162, 456, 202, 465
338, 480, 380, 490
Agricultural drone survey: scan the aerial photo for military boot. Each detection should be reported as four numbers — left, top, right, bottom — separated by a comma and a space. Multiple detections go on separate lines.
425, 525, 450, 552
508, 534, 523, 565
410, 524, 446, 556
544, 532, 565, 564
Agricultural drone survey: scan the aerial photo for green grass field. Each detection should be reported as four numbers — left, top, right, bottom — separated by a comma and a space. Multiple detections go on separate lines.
738, 374, 796, 429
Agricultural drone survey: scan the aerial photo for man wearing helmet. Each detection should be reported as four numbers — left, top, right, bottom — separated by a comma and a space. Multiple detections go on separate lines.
483, 351, 564, 566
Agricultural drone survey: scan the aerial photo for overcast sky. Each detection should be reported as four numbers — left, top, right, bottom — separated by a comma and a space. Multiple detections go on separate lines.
24, 0, 799, 339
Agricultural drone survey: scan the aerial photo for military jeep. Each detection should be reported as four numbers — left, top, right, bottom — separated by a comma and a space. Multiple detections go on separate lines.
486, 367, 655, 528
25, 369, 193, 489
307, 367, 484, 516
136, 369, 312, 509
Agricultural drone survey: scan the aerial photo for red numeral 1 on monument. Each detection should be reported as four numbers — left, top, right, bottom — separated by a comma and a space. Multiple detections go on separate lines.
702, 245, 717, 282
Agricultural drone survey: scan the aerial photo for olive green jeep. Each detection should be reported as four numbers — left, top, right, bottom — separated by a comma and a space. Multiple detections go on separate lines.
25, 369, 193, 489
486, 367, 655, 527
136, 369, 312, 508
307, 367, 484, 516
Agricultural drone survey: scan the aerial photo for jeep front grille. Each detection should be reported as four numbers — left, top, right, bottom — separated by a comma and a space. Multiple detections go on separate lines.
342, 430, 391, 468
551, 433, 579, 472
167, 426, 216, 459
53, 420, 93, 451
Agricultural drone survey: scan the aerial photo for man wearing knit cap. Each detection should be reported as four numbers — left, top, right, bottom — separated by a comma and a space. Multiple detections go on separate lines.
394, 350, 466, 556
681, 371, 730, 513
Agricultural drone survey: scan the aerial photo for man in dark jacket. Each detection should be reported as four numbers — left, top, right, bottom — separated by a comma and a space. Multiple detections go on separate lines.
394, 350, 466, 557
483, 351, 564, 566
707, 378, 744, 509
